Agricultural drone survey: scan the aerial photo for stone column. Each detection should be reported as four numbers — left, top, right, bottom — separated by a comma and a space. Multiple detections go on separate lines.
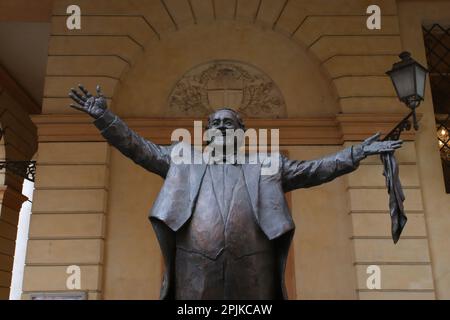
22, 141, 109, 300
0, 83, 38, 299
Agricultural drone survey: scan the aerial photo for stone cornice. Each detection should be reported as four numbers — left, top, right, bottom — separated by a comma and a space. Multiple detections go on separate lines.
31, 113, 420, 145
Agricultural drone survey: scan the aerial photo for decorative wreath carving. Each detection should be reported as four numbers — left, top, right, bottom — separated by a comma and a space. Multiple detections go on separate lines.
168, 61, 287, 118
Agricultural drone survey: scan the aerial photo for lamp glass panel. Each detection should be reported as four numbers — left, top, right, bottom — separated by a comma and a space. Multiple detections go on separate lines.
390, 66, 415, 99
415, 65, 427, 98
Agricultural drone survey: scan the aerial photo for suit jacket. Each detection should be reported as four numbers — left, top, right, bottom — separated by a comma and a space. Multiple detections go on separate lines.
93, 109, 365, 299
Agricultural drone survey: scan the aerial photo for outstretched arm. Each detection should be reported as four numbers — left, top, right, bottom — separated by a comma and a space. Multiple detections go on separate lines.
69, 84, 171, 178
281, 133, 402, 192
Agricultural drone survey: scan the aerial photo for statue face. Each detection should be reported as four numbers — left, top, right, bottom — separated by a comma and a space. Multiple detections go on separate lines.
207, 109, 244, 149
208, 109, 242, 131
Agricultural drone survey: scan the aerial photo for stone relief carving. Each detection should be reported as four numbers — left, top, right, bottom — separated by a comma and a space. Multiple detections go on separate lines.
168, 61, 287, 118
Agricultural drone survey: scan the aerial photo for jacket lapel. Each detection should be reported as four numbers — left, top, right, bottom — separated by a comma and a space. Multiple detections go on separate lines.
242, 163, 261, 220
189, 163, 207, 202
189, 152, 261, 221
209, 166, 227, 222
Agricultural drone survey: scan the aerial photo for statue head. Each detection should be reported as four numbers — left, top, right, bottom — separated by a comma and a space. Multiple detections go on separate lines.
206, 108, 246, 132
205, 108, 246, 152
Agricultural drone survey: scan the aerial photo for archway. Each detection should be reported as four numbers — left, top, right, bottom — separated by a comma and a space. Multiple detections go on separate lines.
102, 20, 356, 299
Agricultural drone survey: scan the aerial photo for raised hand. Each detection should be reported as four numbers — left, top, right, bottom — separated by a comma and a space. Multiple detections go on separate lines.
69, 84, 107, 119
361, 132, 403, 156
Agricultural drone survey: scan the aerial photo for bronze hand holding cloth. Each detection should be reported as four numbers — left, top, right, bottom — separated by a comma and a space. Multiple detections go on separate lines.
381, 152, 407, 243
357, 133, 407, 243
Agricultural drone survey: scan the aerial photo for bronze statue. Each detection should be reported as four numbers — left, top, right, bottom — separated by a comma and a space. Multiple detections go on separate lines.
69, 85, 404, 300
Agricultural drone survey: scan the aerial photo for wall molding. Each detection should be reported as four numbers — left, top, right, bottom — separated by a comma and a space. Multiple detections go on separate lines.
31, 113, 420, 145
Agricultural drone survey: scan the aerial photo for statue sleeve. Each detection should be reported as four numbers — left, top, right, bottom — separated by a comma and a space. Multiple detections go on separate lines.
93, 109, 172, 178
281, 146, 362, 192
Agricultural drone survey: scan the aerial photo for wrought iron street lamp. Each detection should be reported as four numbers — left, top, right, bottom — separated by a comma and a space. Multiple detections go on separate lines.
378, 51, 428, 244
0, 128, 36, 182
384, 51, 428, 140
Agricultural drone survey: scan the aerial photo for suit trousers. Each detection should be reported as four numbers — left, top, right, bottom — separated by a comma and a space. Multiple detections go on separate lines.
175, 247, 276, 300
